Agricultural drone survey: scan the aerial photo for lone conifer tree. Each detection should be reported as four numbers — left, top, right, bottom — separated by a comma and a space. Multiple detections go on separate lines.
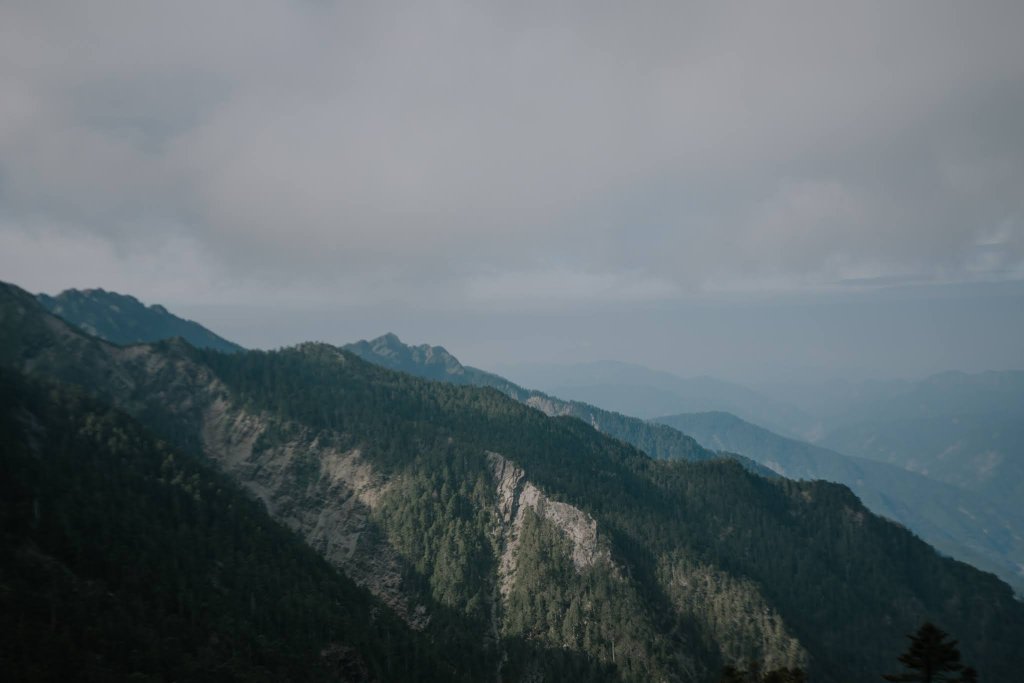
883, 622, 976, 682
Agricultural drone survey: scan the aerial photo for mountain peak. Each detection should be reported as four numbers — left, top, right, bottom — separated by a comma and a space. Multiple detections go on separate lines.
373, 331, 404, 346
344, 333, 465, 380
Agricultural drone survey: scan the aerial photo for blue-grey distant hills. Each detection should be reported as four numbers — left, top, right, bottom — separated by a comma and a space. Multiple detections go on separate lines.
655, 411, 1024, 596
37, 288, 243, 353
821, 413, 1024, 512
498, 360, 819, 439
801, 372, 1024, 510
758, 370, 1024, 540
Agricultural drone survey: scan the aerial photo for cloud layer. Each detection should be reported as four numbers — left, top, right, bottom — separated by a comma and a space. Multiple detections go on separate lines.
2, 1, 1023, 307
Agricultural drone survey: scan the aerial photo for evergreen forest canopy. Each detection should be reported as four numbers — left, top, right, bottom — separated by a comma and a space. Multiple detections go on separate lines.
2, 280, 1024, 682
0, 369, 462, 682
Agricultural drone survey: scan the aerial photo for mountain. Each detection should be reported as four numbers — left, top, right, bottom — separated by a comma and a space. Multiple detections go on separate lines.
755, 370, 1024, 529
343, 332, 469, 381
654, 411, 1024, 595
155, 327, 1024, 591
19, 296, 734, 469
37, 287, 244, 353
4, 279, 1024, 682
0, 369, 459, 682
821, 413, 1024, 513
499, 360, 817, 438
343, 334, 765, 471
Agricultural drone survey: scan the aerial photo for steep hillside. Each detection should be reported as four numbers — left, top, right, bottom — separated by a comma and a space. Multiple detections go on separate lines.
37, 287, 244, 353
343, 334, 750, 469
0, 369, 461, 682
656, 411, 1024, 595
3, 281, 1024, 682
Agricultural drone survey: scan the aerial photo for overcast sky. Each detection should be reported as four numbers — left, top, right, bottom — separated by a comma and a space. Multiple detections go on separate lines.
2, 2, 1022, 381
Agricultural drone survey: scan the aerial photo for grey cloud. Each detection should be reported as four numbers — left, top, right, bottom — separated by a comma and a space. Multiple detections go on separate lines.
1, 0, 1023, 305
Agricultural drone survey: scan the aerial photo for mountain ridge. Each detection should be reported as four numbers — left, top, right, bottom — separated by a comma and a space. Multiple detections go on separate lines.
342, 333, 777, 475
655, 410, 1024, 595
37, 287, 244, 353
498, 359, 818, 438
5, 281, 1024, 681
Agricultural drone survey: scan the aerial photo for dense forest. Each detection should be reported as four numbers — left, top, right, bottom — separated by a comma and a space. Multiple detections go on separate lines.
343, 334, 732, 465
198, 343, 1024, 681
3, 280, 1024, 682
0, 369, 468, 681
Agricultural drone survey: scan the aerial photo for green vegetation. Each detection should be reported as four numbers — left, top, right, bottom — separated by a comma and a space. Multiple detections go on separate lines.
658, 553, 806, 672
5, 281, 1024, 682
0, 370, 461, 682
883, 623, 977, 682
344, 333, 729, 465
503, 508, 680, 680
718, 662, 807, 682
197, 343, 1024, 682
656, 411, 1024, 596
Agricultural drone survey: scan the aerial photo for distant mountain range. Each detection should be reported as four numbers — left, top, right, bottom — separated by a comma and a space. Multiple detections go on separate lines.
37, 287, 244, 353
6, 278, 1024, 681
821, 413, 1024, 510
499, 360, 819, 438
655, 411, 1024, 595
754, 373, 1024, 485
755, 371, 1024, 579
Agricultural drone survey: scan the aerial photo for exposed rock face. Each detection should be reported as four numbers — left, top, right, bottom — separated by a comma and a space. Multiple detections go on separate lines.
201, 397, 428, 628
487, 451, 612, 596
198, 405, 614, 632
523, 395, 574, 418
524, 396, 605, 431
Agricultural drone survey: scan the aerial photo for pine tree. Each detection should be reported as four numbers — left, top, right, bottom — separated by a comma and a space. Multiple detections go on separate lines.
884, 622, 976, 682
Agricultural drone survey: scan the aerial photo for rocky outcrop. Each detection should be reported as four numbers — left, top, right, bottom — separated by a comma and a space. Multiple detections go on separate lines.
523, 395, 574, 418
201, 398, 428, 628
487, 451, 612, 596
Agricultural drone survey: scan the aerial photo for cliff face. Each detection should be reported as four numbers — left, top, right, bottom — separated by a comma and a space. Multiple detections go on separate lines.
488, 451, 613, 597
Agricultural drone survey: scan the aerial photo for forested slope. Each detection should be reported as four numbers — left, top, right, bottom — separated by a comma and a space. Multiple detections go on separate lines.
0, 370, 460, 682
4, 281, 1024, 682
